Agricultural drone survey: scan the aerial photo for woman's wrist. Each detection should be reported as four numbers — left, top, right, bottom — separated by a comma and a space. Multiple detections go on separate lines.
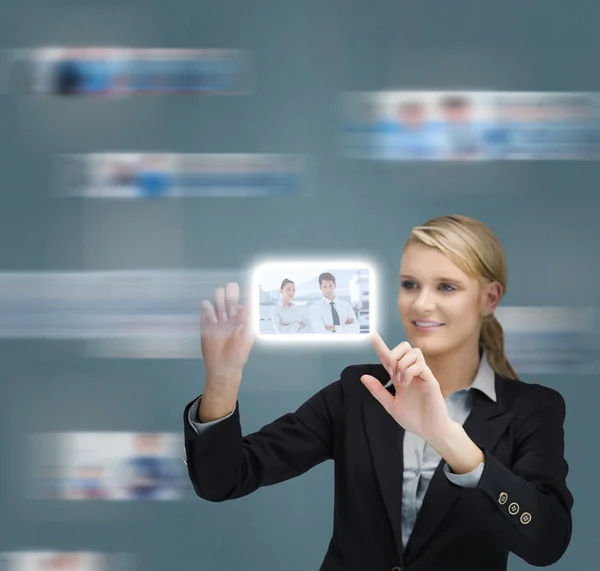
428, 421, 485, 475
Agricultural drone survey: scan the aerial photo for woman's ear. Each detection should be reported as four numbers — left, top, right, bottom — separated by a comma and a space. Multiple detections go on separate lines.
484, 281, 503, 314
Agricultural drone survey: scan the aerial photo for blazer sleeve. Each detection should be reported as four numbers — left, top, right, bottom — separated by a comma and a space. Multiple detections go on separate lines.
473, 386, 574, 567
183, 380, 342, 502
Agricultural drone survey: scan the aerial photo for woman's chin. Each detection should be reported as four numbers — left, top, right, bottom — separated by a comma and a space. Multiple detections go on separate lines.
408, 336, 447, 355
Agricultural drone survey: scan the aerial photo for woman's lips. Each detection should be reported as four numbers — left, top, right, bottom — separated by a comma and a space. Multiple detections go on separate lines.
412, 321, 445, 331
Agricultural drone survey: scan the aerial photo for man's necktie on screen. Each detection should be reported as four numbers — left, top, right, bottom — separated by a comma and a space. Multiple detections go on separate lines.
330, 302, 340, 328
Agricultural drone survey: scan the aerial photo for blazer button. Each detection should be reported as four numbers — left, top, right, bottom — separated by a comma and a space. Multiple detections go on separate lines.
498, 492, 508, 505
520, 512, 532, 525
390, 567, 402, 571
182, 457, 188, 466
508, 502, 520, 516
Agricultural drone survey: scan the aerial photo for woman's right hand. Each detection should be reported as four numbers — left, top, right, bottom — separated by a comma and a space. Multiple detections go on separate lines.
200, 282, 254, 384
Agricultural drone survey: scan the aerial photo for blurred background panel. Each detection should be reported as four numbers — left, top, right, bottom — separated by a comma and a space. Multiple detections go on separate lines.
0, 550, 136, 570
340, 90, 600, 161
0, 1, 599, 570
8, 47, 253, 97
56, 153, 309, 199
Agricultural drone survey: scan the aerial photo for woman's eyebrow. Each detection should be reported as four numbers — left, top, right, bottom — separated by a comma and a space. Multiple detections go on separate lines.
399, 274, 466, 287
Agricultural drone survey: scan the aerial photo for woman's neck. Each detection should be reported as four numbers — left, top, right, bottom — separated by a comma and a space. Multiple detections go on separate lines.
425, 344, 481, 400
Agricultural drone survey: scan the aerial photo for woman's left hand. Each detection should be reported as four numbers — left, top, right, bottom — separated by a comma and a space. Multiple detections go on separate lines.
360, 332, 454, 444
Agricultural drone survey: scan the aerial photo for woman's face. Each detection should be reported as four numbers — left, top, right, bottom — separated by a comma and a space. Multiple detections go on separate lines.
397, 242, 500, 358
281, 282, 295, 301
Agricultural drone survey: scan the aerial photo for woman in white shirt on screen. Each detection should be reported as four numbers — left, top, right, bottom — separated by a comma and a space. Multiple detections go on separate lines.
269, 279, 308, 333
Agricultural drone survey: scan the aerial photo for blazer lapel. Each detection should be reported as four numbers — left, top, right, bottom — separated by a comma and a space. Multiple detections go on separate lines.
362, 370, 407, 563
402, 378, 513, 565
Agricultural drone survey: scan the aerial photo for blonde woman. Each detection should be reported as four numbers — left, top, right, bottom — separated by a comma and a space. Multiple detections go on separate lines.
185, 215, 573, 571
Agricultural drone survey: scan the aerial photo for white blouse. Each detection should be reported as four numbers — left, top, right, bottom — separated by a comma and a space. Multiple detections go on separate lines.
269, 302, 309, 333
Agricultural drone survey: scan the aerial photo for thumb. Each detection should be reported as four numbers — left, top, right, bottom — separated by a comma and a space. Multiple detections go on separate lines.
360, 374, 394, 413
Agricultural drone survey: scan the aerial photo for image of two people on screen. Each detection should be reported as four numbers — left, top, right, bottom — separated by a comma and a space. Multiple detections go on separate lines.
262, 270, 368, 335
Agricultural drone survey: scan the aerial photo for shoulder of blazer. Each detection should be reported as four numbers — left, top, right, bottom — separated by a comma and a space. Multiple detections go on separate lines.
495, 374, 567, 417
336, 364, 394, 399
339, 363, 389, 385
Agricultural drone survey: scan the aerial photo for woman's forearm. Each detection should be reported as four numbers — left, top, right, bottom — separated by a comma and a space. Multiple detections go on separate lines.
429, 421, 485, 474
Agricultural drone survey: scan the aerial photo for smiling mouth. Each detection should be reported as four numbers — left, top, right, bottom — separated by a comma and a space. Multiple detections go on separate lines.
412, 321, 444, 328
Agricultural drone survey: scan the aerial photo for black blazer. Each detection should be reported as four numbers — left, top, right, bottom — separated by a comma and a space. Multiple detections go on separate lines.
183, 364, 574, 571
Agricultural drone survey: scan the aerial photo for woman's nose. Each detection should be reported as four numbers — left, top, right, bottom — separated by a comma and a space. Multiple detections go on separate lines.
412, 291, 435, 311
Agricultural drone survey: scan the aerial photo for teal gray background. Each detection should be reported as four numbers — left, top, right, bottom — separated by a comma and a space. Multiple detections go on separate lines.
0, 1, 599, 569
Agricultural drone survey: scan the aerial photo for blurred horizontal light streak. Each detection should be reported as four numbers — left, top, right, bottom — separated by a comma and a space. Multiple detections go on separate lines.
57, 153, 310, 199
497, 306, 598, 375
0, 550, 136, 569
341, 90, 600, 161
29, 432, 186, 502
0, 270, 243, 358
9, 46, 253, 96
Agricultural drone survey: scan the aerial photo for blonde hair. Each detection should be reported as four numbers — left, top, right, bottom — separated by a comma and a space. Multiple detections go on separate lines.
404, 214, 517, 380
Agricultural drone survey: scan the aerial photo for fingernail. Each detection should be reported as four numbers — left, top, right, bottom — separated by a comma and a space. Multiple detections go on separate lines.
229, 305, 237, 317
211, 316, 218, 324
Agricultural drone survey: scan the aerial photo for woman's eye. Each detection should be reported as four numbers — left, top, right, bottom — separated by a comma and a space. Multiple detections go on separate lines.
400, 281, 455, 291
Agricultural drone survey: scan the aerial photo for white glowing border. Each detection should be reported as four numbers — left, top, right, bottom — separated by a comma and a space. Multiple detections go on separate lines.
250, 258, 378, 344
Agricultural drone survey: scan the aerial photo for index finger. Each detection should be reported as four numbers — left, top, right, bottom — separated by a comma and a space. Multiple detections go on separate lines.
234, 289, 254, 328
370, 331, 397, 375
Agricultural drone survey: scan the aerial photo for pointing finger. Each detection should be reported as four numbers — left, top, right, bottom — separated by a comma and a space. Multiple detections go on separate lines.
370, 332, 397, 376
